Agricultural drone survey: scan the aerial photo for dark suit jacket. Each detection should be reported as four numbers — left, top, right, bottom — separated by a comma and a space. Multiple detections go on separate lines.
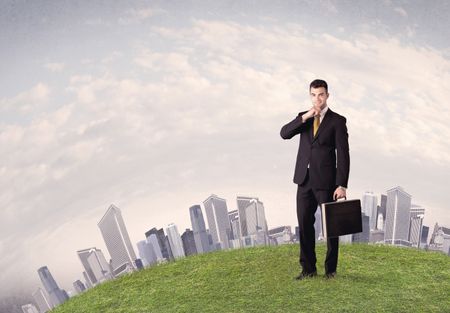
280, 108, 350, 190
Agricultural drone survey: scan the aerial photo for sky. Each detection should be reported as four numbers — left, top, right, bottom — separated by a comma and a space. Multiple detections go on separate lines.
1, 0, 449, 299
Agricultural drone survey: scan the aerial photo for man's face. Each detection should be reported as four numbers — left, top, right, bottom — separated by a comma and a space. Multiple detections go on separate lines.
310, 87, 329, 110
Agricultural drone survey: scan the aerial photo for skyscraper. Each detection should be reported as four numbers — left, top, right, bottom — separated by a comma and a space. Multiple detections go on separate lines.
352, 214, 370, 243
362, 191, 378, 230
377, 194, 387, 230
73, 280, 86, 294
384, 186, 412, 246
77, 247, 101, 286
228, 210, 241, 240
189, 205, 210, 254
268, 226, 292, 245
236, 196, 268, 246
409, 205, 425, 248
98, 204, 137, 275
136, 239, 158, 266
236, 196, 252, 238
181, 228, 197, 256
166, 223, 186, 258
21, 304, 39, 313
147, 233, 164, 261
82, 271, 93, 289
145, 228, 174, 261
32, 287, 52, 313
204, 194, 232, 249
228, 209, 242, 248
86, 248, 113, 283
421, 225, 429, 247
37, 266, 68, 307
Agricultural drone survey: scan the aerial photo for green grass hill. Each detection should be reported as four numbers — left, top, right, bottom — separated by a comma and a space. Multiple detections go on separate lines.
52, 243, 450, 313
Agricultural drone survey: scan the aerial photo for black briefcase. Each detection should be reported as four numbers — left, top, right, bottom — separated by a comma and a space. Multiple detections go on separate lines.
321, 199, 363, 238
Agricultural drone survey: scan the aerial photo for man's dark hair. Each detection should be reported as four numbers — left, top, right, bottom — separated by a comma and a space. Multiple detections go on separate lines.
310, 79, 328, 93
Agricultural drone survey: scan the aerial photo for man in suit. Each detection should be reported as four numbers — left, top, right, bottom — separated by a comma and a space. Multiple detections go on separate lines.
280, 79, 350, 280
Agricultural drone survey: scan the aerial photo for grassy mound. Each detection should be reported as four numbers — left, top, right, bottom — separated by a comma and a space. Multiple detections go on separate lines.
52, 243, 450, 313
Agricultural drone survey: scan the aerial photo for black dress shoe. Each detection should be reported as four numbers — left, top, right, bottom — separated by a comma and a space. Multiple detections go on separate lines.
295, 271, 317, 280
324, 272, 337, 279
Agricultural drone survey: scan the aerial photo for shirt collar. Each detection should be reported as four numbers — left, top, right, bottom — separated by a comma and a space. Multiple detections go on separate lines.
320, 105, 329, 118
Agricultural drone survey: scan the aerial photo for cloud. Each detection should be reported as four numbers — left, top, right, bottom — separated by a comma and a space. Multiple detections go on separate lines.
118, 7, 166, 25
394, 6, 408, 17
44, 62, 65, 72
0, 83, 50, 114
1, 18, 450, 297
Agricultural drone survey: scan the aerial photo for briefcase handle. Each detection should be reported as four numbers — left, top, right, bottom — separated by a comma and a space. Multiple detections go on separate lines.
336, 196, 347, 201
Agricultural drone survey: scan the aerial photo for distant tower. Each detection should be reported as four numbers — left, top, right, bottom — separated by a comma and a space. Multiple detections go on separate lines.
228, 210, 241, 240
146, 233, 164, 261
32, 287, 52, 312
362, 192, 378, 230
236, 196, 268, 246
166, 223, 186, 259
189, 205, 210, 254
86, 248, 113, 283
384, 186, 412, 246
21, 304, 39, 313
77, 248, 98, 286
136, 240, 157, 266
377, 194, 387, 230
73, 280, 86, 294
181, 228, 198, 256
37, 266, 68, 307
204, 194, 232, 249
352, 214, 370, 243
145, 228, 174, 261
82, 271, 93, 289
409, 205, 425, 248
98, 204, 137, 275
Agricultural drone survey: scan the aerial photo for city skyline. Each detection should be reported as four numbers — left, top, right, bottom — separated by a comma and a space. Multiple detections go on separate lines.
24, 185, 449, 311
1, 0, 449, 307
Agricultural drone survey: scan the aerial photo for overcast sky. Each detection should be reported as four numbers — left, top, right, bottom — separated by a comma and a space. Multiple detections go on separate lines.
1, 0, 449, 298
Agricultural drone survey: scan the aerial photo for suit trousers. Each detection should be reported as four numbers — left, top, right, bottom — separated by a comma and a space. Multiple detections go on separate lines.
296, 169, 339, 274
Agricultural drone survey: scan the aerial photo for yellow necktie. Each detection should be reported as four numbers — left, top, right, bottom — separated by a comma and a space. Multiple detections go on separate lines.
313, 115, 320, 136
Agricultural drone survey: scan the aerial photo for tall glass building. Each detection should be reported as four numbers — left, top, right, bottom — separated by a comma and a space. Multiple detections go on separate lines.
362, 191, 378, 230
77, 247, 99, 286
409, 205, 425, 248
384, 186, 412, 246
37, 266, 68, 307
189, 205, 210, 253
237, 196, 268, 246
204, 194, 231, 249
166, 223, 185, 259
32, 287, 52, 313
98, 204, 137, 274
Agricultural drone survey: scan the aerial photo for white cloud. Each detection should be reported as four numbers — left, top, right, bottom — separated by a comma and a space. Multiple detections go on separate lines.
394, 6, 408, 17
44, 62, 65, 72
0, 83, 50, 113
118, 7, 166, 25
2, 18, 450, 297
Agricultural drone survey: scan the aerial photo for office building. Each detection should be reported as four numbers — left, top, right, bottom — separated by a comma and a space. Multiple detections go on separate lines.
98, 204, 137, 275
362, 192, 378, 230
181, 228, 197, 256
21, 304, 39, 313
32, 287, 52, 313
204, 194, 232, 249
37, 266, 68, 307
189, 205, 210, 254
166, 223, 186, 259
384, 186, 412, 246
409, 205, 425, 248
